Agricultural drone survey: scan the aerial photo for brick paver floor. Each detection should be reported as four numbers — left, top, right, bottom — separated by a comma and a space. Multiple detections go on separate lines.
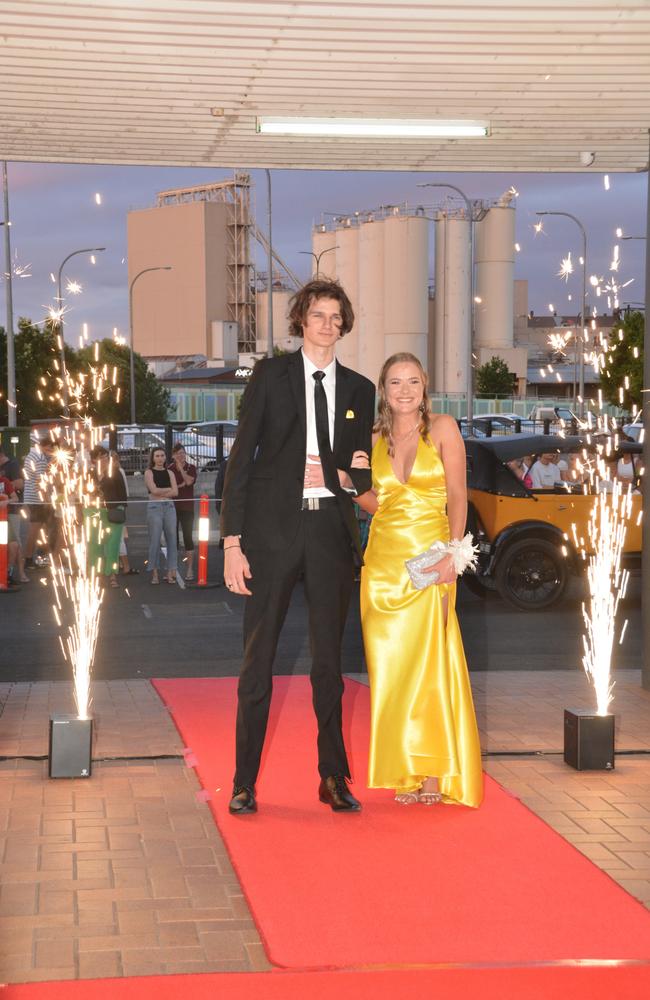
0, 681, 270, 983
1, 670, 650, 982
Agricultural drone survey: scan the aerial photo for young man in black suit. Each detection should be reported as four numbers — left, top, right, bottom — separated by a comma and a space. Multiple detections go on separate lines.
221, 279, 375, 815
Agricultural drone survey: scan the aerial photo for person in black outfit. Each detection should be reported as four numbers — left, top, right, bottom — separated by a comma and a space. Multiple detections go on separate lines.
168, 443, 197, 581
221, 279, 375, 815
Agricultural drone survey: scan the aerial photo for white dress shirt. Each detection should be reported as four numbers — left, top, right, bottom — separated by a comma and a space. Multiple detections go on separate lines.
302, 349, 336, 499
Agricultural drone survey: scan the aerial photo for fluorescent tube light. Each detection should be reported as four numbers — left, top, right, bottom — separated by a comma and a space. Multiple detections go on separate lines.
256, 117, 490, 139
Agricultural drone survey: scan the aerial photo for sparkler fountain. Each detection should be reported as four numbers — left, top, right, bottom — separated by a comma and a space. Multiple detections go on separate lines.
42, 353, 120, 777
563, 385, 637, 770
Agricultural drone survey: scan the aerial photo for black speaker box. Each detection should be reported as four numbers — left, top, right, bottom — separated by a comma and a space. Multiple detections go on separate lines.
564, 708, 615, 771
49, 715, 93, 778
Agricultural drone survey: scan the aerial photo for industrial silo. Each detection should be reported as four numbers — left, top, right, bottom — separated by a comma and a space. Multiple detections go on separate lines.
311, 225, 337, 281
357, 218, 385, 386
333, 223, 360, 370
434, 212, 471, 394
383, 212, 429, 371
474, 205, 515, 349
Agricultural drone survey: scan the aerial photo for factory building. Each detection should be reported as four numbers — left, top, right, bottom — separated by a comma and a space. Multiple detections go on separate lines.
128, 175, 602, 413
312, 192, 529, 395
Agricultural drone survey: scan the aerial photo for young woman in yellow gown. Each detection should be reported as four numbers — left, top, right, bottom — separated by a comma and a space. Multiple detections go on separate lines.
355, 353, 483, 808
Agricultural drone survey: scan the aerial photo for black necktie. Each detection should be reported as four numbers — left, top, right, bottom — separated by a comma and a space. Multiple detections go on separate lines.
312, 371, 339, 495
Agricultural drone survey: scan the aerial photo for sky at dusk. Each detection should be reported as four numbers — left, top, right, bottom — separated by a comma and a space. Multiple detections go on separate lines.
2, 161, 647, 347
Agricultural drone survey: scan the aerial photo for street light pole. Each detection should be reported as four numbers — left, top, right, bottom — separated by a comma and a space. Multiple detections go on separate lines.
265, 169, 274, 358
1, 162, 16, 428
129, 267, 172, 424
419, 182, 475, 434
299, 245, 338, 278
56, 246, 106, 415
536, 211, 587, 419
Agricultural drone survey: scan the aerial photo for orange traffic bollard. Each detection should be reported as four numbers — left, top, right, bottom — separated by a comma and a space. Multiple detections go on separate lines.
197, 494, 209, 587
0, 503, 8, 591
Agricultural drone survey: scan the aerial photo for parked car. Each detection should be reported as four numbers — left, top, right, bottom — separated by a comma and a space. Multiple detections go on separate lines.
460, 414, 527, 438
181, 421, 238, 471
463, 434, 642, 611
527, 405, 578, 427
623, 412, 644, 442
99, 425, 167, 474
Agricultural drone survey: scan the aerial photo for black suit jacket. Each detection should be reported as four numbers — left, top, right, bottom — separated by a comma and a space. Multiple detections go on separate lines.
220, 350, 375, 562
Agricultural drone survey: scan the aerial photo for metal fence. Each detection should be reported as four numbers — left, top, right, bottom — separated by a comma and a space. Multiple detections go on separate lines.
458, 417, 582, 439
102, 423, 238, 475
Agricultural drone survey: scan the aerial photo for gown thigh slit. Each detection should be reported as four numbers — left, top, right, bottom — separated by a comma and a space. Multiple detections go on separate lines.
361, 435, 483, 808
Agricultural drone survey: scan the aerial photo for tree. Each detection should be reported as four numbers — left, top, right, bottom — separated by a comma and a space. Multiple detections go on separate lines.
598, 310, 644, 411
77, 339, 171, 424
475, 355, 515, 397
0, 317, 83, 424
0, 323, 170, 426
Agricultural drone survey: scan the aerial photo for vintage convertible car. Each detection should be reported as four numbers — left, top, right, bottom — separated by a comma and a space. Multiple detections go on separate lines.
463, 434, 642, 611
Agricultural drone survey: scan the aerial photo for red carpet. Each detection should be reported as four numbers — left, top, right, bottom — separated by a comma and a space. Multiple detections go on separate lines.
151, 676, 650, 970
7, 965, 650, 1000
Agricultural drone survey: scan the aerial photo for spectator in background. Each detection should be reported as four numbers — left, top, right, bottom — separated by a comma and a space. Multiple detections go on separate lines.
88, 446, 127, 588
168, 443, 197, 582
0, 445, 28, 583
554, 453, 571, 482
23, 436, 55, 568
529, 453, 564, 490
507, 458, 533, 489
144, 447, 178, 585
0, 471, 20, 586
566, 452, 587, 487
617, 450, 636, 485
110, 450, 138, 576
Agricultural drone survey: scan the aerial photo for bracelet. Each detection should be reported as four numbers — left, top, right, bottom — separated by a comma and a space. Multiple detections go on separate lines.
224, 544, 241, 551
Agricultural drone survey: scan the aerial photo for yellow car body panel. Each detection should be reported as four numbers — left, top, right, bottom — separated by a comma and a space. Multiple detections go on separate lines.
468, 488, 642, 556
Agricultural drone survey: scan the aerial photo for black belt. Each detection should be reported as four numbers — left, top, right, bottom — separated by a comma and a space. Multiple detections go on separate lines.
301, 496, 339, 511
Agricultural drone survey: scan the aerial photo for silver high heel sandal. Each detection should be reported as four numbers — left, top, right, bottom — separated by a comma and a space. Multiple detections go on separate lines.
419, 790, 442, 806
394, 791, 420, 805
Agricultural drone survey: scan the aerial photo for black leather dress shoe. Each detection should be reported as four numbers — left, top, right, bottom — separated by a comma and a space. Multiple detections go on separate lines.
319, 775, 361, 812
229, 785, 257, 815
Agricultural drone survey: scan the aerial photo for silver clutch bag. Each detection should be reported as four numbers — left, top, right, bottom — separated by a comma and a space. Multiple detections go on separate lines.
405, 542, 449, 590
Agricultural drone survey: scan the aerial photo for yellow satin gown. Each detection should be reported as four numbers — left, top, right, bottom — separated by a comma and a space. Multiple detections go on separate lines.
361, 435, 483, 807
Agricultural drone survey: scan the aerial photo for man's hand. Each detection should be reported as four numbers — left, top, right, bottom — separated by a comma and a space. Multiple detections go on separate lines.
305, 455, 325, 490
223, 538, 253, 596
351, 450, 370, 469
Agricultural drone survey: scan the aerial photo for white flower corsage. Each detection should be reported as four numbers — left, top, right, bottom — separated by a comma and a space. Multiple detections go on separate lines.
447, 533, 479, 575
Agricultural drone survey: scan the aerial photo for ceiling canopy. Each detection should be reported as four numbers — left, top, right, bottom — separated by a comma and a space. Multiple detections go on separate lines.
1, 0, 649, 172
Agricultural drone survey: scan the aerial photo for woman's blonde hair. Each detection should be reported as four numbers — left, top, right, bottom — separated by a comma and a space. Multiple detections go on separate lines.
375, 352, 431, 456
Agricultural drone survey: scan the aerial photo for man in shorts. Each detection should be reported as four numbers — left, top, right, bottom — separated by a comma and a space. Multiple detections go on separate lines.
23, 437, 55, 568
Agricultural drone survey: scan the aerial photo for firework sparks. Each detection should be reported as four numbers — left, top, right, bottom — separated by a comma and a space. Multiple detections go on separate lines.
557, 252, 573, 282
46, 303, 70, 325
41, 426, 105, 718
533, 220, 545, 235
34, 339, 124, 720
603, 174, 610, 191
66, 279, 83, 295
579, 476, 631, 715
548, 331, 572, 356
94, 192, 102, 205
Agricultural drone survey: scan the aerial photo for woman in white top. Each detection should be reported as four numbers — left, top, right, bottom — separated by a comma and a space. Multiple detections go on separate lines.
617, 452, 636, 483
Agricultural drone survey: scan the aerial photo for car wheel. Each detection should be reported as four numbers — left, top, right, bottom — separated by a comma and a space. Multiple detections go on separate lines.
495, 537, 568, 611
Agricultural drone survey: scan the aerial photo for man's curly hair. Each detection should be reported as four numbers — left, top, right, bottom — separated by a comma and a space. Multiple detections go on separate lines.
288, 279, 354, 338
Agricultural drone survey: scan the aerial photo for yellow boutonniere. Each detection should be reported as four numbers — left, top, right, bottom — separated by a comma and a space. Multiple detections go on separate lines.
346, 409, 355, 419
